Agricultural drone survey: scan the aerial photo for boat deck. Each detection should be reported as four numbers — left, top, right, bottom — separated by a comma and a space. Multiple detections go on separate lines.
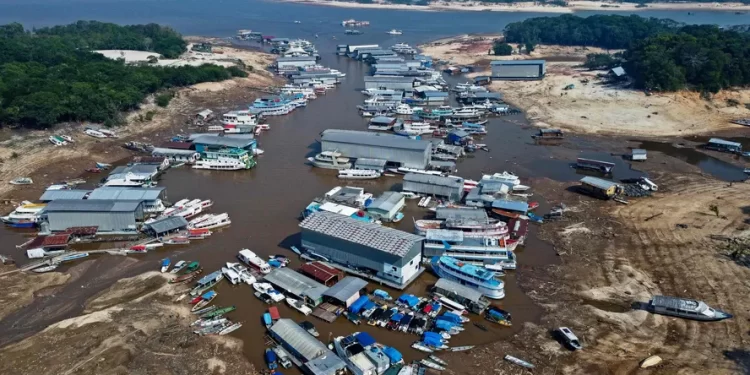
312, 302, 341, 323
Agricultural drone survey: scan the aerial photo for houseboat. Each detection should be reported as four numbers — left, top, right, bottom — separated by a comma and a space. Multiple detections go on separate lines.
193, 148, 256, 170
431, 256, 505, 299
249, 96, 295, 116
338, 169, 381, 180
424, 229, 517, 269
414, 218, 509, 238
307, 151, 352, 170
647, 295, 732, 321
221, 110, 258, 127
575, 158, 615, 174
190, 270, 224, 296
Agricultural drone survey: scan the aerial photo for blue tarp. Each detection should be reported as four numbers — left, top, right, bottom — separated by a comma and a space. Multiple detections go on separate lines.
439, 312, 462, 324
349, 295, 370, 313
269, 259, 282, 268
263, 313, 272, 326
265, 349, 277, 363
355, 332, 376, 347
435, 319, 455, 331
391, 313, 404, 322
399, 314, 411, 324
362, 300, 377, 310
491, 199, 529, 213
373, 289, 391, 300
398, 294, 419, 307
422, 332, 443, 346
202, 290, 217, 300
430, 302, 441, 311
383, 347, 403, 363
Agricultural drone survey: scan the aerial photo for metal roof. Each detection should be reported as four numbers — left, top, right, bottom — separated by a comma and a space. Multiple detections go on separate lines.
368, 191, 405, 212
264, 268, 328, 300
611, 66, 626, 77
580, 176, 620, 191
144, 216, 188, 234
363, 76, 415, 83
448, 129, 470, 138
321, 129, 431, 152
322, 276, 368, 301
189, 133, 256, 148
632, 149, 647, 155
45, 199, 142, 213
425, 229, 463, 242
107, 164, 159, 179
708, 138, 741, 148
491, 199, 529, 213
650, 295, 707, 312
423, 91, 449, 98
299, 211, 423, 258
490, 59, 546, 65
88, 187, 165, 201
305, 353, 346, 375
270, 319, 330, 361
39, 189, 91, 202
470, 92, 503, 99
152, 147, 199, 156
403, 173, 463, 188
277, 56, 317, 62
429, 160, 456, 168
435, 207, 488, 222
300, 262, 342, 283
434, 278, 483, 302
355, 158, 387, 167
370, 116, 397, 125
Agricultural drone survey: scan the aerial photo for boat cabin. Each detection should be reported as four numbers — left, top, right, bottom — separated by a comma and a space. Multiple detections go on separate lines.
575, 157, 615, 174
705, 138, 741, 153
579, 176, 622, 200
630, 148, 647, 161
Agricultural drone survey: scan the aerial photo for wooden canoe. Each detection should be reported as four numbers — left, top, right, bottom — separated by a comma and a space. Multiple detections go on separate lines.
169, 269, 203, 284
491, 208, 521, 219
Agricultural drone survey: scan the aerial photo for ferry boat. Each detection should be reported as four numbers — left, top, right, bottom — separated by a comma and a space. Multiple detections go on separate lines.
391, 43, 416, 54
431, 256, 505, 299
194, 148, 256, 170
415, 107, 452, 120
333, 332, 401, 375
342, 19, 370, 27
221, 110, 258, 127
1, 201, 46, 227
190, 213, 231, 230
249, 96, 295, 116
307, 151, 352, 170
338, 169, 381, 180
414, 218, 509, 238
238, 248, 271, 274
424, 229, 517, 269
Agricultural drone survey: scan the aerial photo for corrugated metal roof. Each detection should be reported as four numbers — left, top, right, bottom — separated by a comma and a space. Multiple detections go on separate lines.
490, 59, 546, 66
88, 187, 165, 201
611, 66, 626, 77
152, 147, 199, 156
632, 149, 647, 155
299, 211, 423, 257
305, 353, 346, 375
322, 276, 368, 301
403, 173, 463, 188
708, 138, 741, 148
368, 191, 404, 212
423, 91, 449, 98
45, 199, 142, 212
435, 207, 488, 222
448, 129, 470, 138
160, 141, 194, 150
300, 262, 342, 283
355, 158, 387, 168
491, 199, 529, 213
580, 176, 619, 190
426, 229, 463, 242
321, 129, 431, 151
264, 268, 327, 298
270, 319, 330, 361
39, 189, 91, 202
107, 164, 159, 179
277, 56, 317, 62
470, 92, 503, 99
189, 133, 256, 148
144, 216, 188, 234
435, 278, 483, 302
363, 76, 415, 83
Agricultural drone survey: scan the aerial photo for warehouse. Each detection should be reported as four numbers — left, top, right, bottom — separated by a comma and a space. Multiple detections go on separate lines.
299, 211, 424, 289
151, 147, 200, 164
363, 76, 415, 92
366, 191, 405, 222
417, 91, 450, 104
292, 72, 341, 85
402, 173, 464, 202
490, 60, 546, 80
264, 268, 328, 307
276, 56, 318, 70
322, 276, 368, 307
87, 187, 166, 213
269, 319, 346, 375
45, 200, 144, 233
321, 129, 432, 169
299, 261, 345, 286
433, 278, 490, 314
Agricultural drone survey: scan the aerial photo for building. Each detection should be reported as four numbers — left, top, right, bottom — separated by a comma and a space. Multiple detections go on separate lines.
579, 176, 623, 200
433, 278, 490, 314
464, 187, 494, 208
264, 268, 328, 307
366, 191, 405, 222
461, 92, 503, 104
299, 261, 345, 287
269, 319, 346, 375
419, 91, 450, 104
474, 75, 492, 86
609, 66, 626, 80
276, 56, 318, 70
321, 129, 432, 169
446, 129, 471, 145
87, 187, 166, 213
322, 276, 368, 307
151, 147, 200, 164
363, 76, 415, 92
631, 149, 647, 161
299, 211, 424, 289
490, 60, 546, 80
354, 158, 387, 173
143, 216, 189, 236
403, 173, 464, 202
44, 200, 144, 233
39, 189, 91, 203
491, 199, 529, 213
106, 164, 160, 184
705, 138, 742, 153
435, 207, 488, 222
188, 133, 257, 153
346, 44, 380, 55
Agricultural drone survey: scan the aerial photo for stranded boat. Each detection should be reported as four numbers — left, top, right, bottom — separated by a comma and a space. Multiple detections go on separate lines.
431, 256, 505, 299
646, 295, 732, 321
190, 270, 223, 296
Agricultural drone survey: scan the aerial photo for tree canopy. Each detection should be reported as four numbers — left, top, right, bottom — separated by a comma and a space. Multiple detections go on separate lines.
0, 22, 246, 128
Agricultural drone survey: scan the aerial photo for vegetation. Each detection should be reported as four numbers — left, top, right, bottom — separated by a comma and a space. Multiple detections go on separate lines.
155, 92, 175, 107
583, 53, 622, 70
0, 22, 246, 128
492, 42, 513, 56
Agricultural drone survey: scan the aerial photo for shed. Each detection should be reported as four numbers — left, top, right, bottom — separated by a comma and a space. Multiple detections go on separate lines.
631, 149, 647, 161
491, 199, 529, 213
579, 176, 623, 199
402, 173, 464, 202
269, 319, 345, 375
354, 158, 388, 173
420, 91, 449, 101
428, 160, 456, 172
39, 189, 91, 202
143, 216, 189, 236
44, 199, 144, 233
299, 261, 345, 287
106, 164, 159, 182
323, 276, 369, 307
490, 60, 546, 80
264, 267, 328, 306
610, 66, 626, 78
366, 191, 405, 222
474, 76, 492, 85
370, 116, 397, 127
447, 129, 471, 145
196, 109, 214, 120
363, 76, 415, 92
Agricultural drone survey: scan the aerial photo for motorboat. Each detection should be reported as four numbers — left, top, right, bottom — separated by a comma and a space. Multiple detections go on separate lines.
253, 283, 285, 302
481, 171, 521, 186
193, 156, 250, 171
394, 104, 423, 115
431, 256, 505, 299
307, 151, 352, 170
338, 169, 381, 180
286, 297, 313, 315
646, 295, 732, 321
160, 258, 171, 273
450, 107, 483, 118
333, 332, 398, 375
393, 121, 432, 136
392, 167, 443, 176
387, 29, 403, 35
238, 249, 271, 274
1, 201, 45, 227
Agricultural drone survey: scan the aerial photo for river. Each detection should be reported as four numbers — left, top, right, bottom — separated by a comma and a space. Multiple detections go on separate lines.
0, 0, 747, 369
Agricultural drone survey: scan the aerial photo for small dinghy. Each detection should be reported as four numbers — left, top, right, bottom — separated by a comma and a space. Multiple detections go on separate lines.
429, 355, 447, 366
411, 342, 433, 353
160, 258, 171, 273
504, 355, 534, 369
449, 345, 474, 352
290, 246, 302, 255
170, 260, 187, 273
191, 291, 218, 312
219, 321, 242, 335
419, 359, 445, 371
32, 264, 59, 273
9, 177, 33, 185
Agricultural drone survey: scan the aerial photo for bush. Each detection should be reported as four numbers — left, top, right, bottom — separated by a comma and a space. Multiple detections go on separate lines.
492, 42, 513, 56
583, 53, 619, 70
155, 92, 174, 107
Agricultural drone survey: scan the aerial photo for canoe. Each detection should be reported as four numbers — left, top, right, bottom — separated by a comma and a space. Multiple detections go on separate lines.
192, 305, 218, 316
219, 322, 242, 335
473, 323, 488, 331
411, 342, 433, 353
504, 355, 534, 369
32, 264, 59, 273
491, 208, 521, 219
448, 345, 474, 352
429, 355, 447, 366
191, 291, 218, 312
171, 260, 187, 273
640, 355, 662, 368
419, 359, 445, 371
290, 246, 301, 255
169, 269, 203, 284
200, 305, 236, 319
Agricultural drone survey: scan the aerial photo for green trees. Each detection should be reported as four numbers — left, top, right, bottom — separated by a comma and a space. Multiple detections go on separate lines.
493, 42, 513, 56
0, 22, 246, 128
583, 53, 620, 70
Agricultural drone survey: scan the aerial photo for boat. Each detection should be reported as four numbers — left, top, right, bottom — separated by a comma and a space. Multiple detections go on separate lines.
49, 135, 66, 146
286, 297, 312, 315
387, 29, 403, 35
394, 122, 432, 136
191, 291, 218, 312
191, 316, 227, 327
170, 268, 203, 284
32, 264, 60, 273
448, 345, 474, 352
219, 322, 242, 335
431, 256, 505, 299
299, 321, 319, 337
429, 355, 447, 366
238, 249, 271, 274
411, 342, 433, 353
225, 262, 257, 285
190, 271, 223, 296
394, 167, 443, 176
401, 192, 420, 199
419, 359, 445, 371
290, 246, 302, 255
414, 218, 508, 237
424, 229, 516, 264
200, 305, 236, 319
170, 260, 187, 273
485, 307, 512, 326
160, 258, 171, 273
1, 201, 46, 226
193, 158, 249, 171
646, 295, 732, 321
373, 289, 392, 301
273, 346, 294, 369
161, 236, 190, 245
481, 171, 521, 186
307, 151, 352, 170
253, 283, 285, 302
84, 128, 107, 138
504, 355, 534, 369
640, 355, 663, 369
333, 332, 395, 375
338, 169, 381, 180
9, 177, 33, 185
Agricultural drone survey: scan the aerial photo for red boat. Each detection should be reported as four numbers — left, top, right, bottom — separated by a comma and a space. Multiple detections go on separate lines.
129, 244, 147, 252
268, 306, 280, 320
190, 295, 203, 304
528, 202, 539, 210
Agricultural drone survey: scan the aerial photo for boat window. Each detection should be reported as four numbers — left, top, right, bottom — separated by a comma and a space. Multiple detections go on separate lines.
391, 266, 397, 272
666, 307, 676, 312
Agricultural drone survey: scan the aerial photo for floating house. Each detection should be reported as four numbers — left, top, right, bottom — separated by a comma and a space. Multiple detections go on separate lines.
366, 191, 405, 222
151, 147, 200, 164
106, 164, 160, 184
44, 200, 144, 233
264, 268, 328, 307
299, 261, 345, 287
446, 129, 471, 145
423, 229, 515, 266
705, 138, 741, 153
346, 44, 380, 56
87, 187, 166, 213
188, 133, 257, 169
433, 278, 490, 314
491, 199, 529, 213
322, 276, 368, 307
579, 176, 623, 200
299, 211, 424, 289
418, 91, 450, 105
490, 60, 546, 80
39, 189, 91, 203
269, 319, 347, 375
402, 173, 464, 202
321, 129, 432, 169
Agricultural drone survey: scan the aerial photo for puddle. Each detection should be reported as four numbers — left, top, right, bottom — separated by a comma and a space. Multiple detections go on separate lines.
638, 140, 746, 181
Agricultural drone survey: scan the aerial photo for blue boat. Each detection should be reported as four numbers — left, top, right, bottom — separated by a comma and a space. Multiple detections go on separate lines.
265, 348, 278, 370
5, 220, 36, 228
527, 212, 544, 223
262, 313, 272, 328
431, 256, 505, 299
373, 289, 392, 301
268, 259, 283, 268
290, 246, 302, 255
58, 252, 89, 263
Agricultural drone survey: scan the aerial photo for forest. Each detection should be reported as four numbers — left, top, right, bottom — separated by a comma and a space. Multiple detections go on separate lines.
0, 21, 246, 128
504, 15, 750, 92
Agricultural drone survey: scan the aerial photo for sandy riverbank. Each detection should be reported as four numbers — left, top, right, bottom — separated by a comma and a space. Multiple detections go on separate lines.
273, 0, 750, 13
420, 35, 750, 137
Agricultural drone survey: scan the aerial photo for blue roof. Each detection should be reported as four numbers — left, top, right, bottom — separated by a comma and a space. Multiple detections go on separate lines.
490, 59, 546, 66
362, 300, 377, 310
491, 199, 529, 213
440, 311, 462, 323
355, 332, 376, 347
263, 313, 272, 324
383, 347, 402, 363
202, 290, 217, 299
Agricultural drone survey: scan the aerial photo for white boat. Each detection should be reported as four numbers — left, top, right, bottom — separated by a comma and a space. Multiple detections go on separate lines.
238, 249, 271, 274
170, 260, 187, 273
219, 322, 242, 335
32, 264, 60, 273
415, 218, 508, 237
193, 158, 248, 171
394, 122, 432, 136
512, 184, 531, 191
286, 297, 313, 315
338, 169, 381, 180
84, 129, 107, 138
59, 135, 74, 143
419, 359, 445, 371
225, 262, 257, 284
482, 171, 521, 186
431, 256, 505, 299
361, 111, 374, 117
192, 317, 227, 328
395, 167, 443, 176
504, 355, 534, 369
448, 345, 475, 352
387, 29, 403, 35
1, 201, 45, 225
394, 104, 422, 115
333, 333, 393, 375
411, 342, 433, 353
98, 128, 117, 138
401, 192, 420, 199
221, 110, 258, 126
190, 213, 230, 229
9, 177, 33, 185
49, 136, 66, 146
451, 107, 483, 118
221, 266, 243, 285
307, 151, 352, 170
397, 364, 416, 375
253, 283, 285, 302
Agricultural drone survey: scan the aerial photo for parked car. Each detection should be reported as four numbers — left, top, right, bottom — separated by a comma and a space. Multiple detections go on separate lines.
554, 327, 582, 351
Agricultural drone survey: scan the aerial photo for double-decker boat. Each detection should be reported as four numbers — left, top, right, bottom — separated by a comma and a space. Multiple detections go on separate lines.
431, 256, 505, 299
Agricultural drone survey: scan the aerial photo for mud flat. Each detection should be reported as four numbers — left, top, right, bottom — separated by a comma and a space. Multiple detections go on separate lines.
420, 36, 750, 137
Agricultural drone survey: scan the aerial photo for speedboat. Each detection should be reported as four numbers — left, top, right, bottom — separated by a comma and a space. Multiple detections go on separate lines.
387, 29, 403, 35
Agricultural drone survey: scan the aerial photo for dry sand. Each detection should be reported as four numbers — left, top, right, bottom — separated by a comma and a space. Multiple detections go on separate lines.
0, 265, 71, 321
275, 0, 750, 13
420, 37, 750, 136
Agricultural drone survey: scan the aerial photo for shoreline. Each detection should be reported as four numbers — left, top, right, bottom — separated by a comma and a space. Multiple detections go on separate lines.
272, 0, 750, 14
